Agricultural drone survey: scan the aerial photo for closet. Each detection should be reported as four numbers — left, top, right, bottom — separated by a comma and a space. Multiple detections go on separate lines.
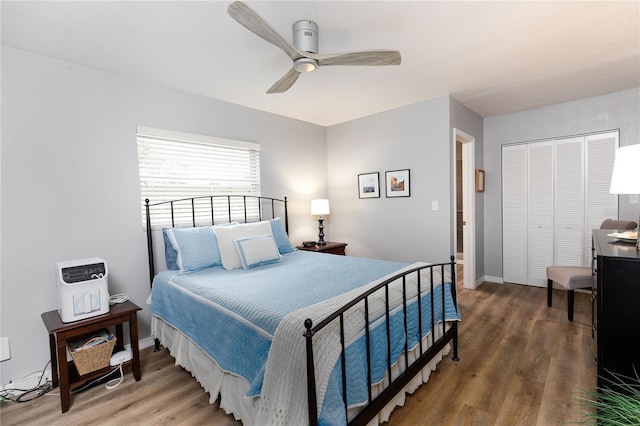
502, 131, 618, 287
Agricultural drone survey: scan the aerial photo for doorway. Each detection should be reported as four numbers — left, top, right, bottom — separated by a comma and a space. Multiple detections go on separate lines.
454, 129, 476, 290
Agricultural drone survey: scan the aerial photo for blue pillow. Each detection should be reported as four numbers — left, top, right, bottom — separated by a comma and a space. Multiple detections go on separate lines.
234, 235, 283, 269
269, 218, 295, 254
163, 229, 179, 270
164, 226, 221, 273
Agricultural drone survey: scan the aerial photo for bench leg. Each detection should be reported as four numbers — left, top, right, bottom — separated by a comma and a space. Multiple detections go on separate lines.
547, 279, 553, 307
567, 289, 575, 321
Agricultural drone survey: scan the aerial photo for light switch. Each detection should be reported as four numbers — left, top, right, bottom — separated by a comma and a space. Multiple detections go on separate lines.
630, 194, 638, 204
432, 201, 438, 211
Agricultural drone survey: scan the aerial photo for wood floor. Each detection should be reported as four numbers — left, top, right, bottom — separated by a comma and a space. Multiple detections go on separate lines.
1, 278, 597, 425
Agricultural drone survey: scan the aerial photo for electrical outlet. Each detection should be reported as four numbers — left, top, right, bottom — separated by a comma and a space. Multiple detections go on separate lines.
0, 337, 10, 362
630, 194, 638, 204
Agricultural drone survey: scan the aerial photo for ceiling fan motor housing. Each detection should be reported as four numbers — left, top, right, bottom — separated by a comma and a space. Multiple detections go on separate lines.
293, 20, 318, 53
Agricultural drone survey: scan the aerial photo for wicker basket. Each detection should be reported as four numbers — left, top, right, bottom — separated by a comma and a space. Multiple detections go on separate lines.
70, 333, 116, 376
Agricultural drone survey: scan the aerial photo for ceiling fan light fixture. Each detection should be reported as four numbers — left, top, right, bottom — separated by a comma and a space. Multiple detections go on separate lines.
293, 57, 318, 73
228, 2, 401, 93
293, 20, 318, 53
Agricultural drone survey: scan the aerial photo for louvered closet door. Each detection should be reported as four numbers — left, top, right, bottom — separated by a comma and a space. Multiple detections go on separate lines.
502, 144, 528, 285
585, 132, 619, 263
528, 141, 554, 287
555, 137, 584, 266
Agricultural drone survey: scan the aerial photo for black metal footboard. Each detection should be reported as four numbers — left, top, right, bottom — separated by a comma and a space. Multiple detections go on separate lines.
303, 256, 459, 426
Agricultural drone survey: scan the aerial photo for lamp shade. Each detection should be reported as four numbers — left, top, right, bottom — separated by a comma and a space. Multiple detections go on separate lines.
311, 199, 330, 216
610, 144, 640, 194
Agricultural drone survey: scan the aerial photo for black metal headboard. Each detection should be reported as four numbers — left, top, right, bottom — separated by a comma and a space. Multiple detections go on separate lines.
144, 195, 288, 287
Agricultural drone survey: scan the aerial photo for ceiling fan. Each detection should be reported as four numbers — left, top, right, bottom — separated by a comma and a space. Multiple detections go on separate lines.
227, 1, 402, 94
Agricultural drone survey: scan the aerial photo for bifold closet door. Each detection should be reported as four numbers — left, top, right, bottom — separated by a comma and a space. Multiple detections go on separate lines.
502, 131, 619, 286
555, 137, 584, 266
527, 141, 554, 287
502, 144, 528, 285
585, 132, 619, 263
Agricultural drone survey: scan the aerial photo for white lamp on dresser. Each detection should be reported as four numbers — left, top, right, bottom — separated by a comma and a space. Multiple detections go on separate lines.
609, 144, 640, 250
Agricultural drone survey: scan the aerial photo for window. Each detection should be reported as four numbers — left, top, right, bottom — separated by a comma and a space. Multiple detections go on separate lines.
137, 126, 261, 228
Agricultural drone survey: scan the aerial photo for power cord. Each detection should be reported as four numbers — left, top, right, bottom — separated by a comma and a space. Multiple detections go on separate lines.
46, 362, 125, 397
105, 361, 124, 390
90, 272, 128, 305
0, 361, 52, 403
109, 294, 129, 305
1, 358, 126, 404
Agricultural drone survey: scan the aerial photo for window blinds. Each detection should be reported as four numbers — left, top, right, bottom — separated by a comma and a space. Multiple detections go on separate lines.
137, 126, 261, 228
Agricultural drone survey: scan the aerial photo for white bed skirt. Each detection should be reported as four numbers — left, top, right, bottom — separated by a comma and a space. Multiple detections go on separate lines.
151, 316, 451, 425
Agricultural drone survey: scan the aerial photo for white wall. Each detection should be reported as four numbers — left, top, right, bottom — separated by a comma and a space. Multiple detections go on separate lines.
326, 96, 454, 263
483, 88, 640, 280
0, 46, 327, 383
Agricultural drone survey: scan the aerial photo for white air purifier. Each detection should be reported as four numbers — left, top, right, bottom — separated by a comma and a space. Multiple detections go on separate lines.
56, 257, 109, 323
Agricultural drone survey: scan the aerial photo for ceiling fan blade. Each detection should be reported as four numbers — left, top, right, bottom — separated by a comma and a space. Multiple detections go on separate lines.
310, 50, 401, 67
228, 1, 301, 60
267, 67, 301, 94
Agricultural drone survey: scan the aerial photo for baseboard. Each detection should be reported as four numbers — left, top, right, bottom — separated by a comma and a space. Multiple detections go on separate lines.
139, 336, 156, 350
481, 275, 504, 284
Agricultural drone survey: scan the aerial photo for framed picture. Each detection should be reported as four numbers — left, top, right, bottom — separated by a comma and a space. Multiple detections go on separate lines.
476, 169, 485, 192
385, 169, 410, 197
358, 172, 380, 198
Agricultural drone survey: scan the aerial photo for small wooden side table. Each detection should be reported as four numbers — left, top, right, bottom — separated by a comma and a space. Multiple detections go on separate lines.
41, 300, 142, 413
297, 241, 348, 256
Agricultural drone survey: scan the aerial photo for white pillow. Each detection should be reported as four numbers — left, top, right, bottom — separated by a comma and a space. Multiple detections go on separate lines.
234, 235, 283, 269
213, 221, 273, 270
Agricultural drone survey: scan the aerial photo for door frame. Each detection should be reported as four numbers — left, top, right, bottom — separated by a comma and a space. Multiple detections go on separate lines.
453, 128, 477, 289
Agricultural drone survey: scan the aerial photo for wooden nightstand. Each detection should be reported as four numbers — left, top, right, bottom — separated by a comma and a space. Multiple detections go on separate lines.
41, 300, 142, 413
297, 241, 348, 255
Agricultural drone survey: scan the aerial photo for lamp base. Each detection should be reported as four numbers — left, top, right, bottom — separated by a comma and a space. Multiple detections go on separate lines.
317, 218, 326, 246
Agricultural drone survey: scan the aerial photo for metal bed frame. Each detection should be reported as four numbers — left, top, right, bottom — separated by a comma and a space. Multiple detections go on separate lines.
144, 195, 459, 426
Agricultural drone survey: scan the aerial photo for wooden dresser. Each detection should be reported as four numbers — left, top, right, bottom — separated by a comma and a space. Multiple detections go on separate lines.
592, 229, 640, 392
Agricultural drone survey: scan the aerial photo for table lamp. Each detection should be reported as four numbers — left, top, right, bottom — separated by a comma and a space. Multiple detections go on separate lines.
609, 144, 640, 250
311, 199, 330, 246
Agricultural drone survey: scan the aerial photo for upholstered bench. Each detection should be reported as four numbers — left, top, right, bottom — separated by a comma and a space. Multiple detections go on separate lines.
546, 219, 636, 321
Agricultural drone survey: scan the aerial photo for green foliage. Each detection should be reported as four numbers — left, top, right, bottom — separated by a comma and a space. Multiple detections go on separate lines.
577, 371, 640, 425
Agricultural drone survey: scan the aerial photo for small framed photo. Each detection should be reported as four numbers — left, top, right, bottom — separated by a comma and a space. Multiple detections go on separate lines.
385, 169, 410, 197
476, 169, 485, 192
358, 172, 380, 198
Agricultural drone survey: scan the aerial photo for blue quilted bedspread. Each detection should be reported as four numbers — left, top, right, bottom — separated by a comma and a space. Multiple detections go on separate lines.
150, 250, 460, 424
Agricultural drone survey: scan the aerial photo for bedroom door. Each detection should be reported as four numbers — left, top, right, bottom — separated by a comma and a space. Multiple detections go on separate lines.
454, 128, 476, 290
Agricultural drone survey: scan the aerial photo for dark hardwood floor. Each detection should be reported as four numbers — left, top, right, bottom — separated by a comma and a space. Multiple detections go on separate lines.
1, 276, 597, 425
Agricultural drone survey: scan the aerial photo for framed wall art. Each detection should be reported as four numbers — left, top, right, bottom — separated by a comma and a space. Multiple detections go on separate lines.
358, 172, 380, 198
385, 169, 410, 197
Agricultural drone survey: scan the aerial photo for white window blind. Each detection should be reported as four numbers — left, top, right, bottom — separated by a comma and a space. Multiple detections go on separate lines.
137, 126, 261, 228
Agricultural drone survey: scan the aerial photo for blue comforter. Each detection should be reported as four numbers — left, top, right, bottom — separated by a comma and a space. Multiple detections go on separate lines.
150, 250, 460, 424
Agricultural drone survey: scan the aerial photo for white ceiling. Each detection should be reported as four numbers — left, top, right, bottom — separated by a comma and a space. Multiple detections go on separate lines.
2, 1, 639, 126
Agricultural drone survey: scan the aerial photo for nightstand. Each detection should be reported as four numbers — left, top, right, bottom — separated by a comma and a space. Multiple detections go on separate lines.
41, 300, 142, 413
297, 241, 348, 255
